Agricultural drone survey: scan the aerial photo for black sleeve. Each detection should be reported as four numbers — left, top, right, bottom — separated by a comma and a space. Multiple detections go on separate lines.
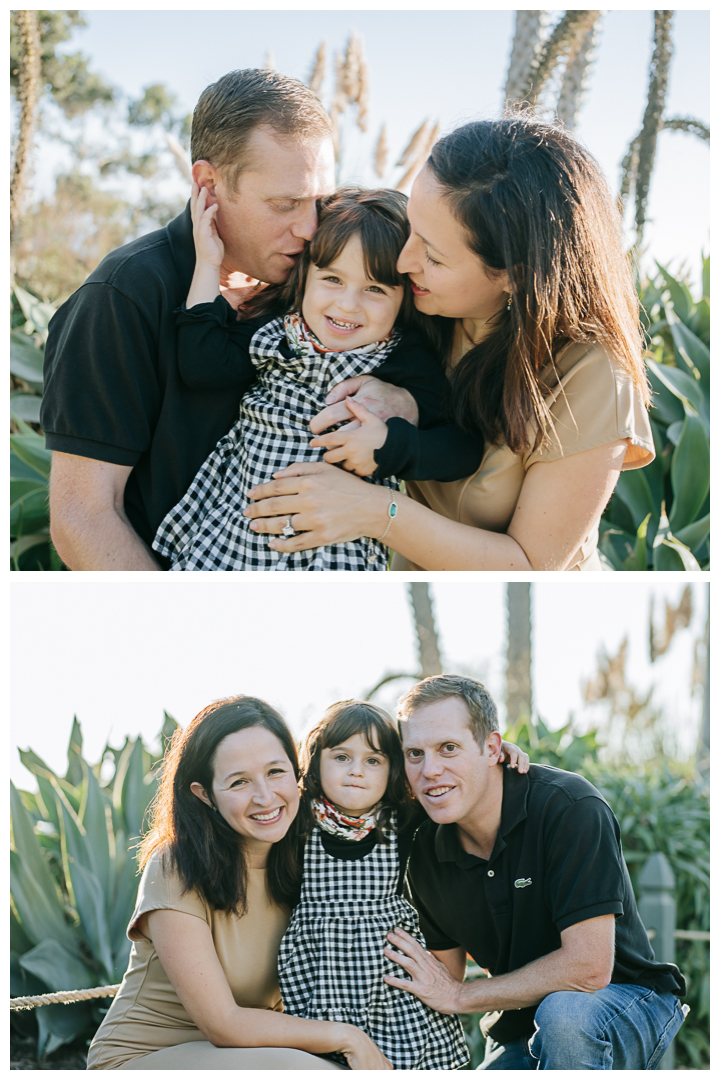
370, 334, 484, 481
372, 334, 450, 428
373, 417, 484, 481
41, 282, 161, 466
175, 296, 259, 391
543, 797, 626, 933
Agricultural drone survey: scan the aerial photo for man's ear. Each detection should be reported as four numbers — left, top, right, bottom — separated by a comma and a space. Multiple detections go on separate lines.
190, 780, 213, 807
485, 731, 503, 764
192, 159, 219, 205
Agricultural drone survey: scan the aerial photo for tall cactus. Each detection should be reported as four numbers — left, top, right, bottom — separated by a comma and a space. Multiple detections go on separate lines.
504, 11, 551, 108
508, 11, 601, 110
634, 11, 674, 245
556, 12, 603, 129
619, 12, 708, 235
10, 10, 41, 250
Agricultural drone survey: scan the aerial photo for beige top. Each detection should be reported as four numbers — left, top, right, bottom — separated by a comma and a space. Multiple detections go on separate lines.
86, 851, 290, 1070
392, 339, 654, 572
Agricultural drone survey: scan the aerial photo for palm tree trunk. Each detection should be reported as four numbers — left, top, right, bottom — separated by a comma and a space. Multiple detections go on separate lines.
506, 584, 532, 725
408, 584, 443, 678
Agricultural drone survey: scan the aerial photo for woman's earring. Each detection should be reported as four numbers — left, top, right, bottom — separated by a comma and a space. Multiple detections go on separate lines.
506, 293, 513, 311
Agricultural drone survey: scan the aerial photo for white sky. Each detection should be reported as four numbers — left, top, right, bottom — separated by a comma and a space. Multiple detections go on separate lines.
10, 578, 707, 791
29, 5, 710, 286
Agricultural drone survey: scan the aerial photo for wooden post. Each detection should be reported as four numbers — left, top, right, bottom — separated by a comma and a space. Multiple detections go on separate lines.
637, 852, 676, 1069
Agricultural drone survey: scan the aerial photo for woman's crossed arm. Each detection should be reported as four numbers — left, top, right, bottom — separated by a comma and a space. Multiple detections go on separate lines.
243, 440, 627, 571
144, 909, 392, 1069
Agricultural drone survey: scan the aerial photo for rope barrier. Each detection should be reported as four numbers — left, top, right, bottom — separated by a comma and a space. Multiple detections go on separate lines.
9, 930, 710, 1010
10, 984, 120, 1010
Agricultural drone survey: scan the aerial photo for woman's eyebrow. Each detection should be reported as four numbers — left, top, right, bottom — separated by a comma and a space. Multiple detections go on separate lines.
416, 231, 447, 258
223, 759, 286, 781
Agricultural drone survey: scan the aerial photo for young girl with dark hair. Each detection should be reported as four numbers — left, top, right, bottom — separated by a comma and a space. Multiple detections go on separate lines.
86, 697, 391, 1070
153, 184, 482, 571
277, 700, 470, 1070
244, 114, 656, 572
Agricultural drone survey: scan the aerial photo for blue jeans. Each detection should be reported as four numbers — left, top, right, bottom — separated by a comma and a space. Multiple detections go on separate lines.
478, 984, 687, 1070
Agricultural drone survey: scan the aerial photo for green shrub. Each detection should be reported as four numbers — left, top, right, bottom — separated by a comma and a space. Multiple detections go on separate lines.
586, 762, 709, 1069
10, 285, 60, 571
600, 257, 710, 570
10, 715, 176, 1057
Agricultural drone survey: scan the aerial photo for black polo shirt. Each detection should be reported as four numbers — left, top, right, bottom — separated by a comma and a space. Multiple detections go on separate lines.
41, 203, 244, 566
406, 764, 685, 1046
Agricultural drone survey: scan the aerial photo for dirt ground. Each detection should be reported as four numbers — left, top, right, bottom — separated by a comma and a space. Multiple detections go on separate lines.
11, 1033, 89, 1070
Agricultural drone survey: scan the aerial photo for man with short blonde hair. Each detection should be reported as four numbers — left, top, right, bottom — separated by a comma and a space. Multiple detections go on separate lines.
42, 69, 335, 570
390, 675, 687, 1069
397, 673, 499, 746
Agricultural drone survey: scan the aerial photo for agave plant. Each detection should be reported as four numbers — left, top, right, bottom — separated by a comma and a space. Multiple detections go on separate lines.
10, 284, 59, 570
10, 714, 177, 1057
600, 256, 710, 570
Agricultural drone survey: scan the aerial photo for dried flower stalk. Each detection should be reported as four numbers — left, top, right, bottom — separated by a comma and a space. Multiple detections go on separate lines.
395, 120, 430, 168
307, 41, 326, 96
395, 121, 438, 194
165, 132, 193, 184
373, 123, 388, 178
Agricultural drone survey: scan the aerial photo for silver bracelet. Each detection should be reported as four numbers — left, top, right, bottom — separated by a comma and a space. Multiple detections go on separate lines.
377, 495, 398, 542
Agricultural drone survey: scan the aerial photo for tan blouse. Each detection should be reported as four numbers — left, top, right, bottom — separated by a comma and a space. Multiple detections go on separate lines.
86, 851, 290, 1070
391, 339, 654, 571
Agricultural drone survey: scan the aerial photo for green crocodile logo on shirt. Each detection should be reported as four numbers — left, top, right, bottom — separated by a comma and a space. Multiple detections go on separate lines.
514, 877, 532, 888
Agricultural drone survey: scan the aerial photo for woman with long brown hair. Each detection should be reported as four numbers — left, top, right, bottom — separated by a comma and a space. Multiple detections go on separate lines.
243, 115, 655, 571
86, 696, 390, 1070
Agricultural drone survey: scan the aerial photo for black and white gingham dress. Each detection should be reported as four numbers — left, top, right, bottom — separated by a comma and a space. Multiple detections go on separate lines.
152, 315, 399, 571
278, 821, 469, 1070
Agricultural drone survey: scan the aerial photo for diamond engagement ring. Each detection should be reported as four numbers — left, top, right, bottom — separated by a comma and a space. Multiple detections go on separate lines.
281, 517, 296, 538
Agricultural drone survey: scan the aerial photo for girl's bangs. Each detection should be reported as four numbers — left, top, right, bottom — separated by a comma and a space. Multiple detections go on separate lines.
359, 225, 404, 288
321, 706, 399, 757
310, 208, 405, 289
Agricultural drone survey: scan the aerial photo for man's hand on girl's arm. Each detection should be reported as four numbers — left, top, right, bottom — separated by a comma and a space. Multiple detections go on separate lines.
383, 916, 615, 1015
309, 397, 388, 476
313, 375, 419, 431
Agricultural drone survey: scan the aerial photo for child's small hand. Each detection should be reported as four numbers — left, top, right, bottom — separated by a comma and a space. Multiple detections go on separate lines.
191, 182, 224, 268
309, 397, 388, 477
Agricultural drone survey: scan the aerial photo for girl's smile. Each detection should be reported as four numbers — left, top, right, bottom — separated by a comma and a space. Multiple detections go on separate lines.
302, 234, 404, 350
